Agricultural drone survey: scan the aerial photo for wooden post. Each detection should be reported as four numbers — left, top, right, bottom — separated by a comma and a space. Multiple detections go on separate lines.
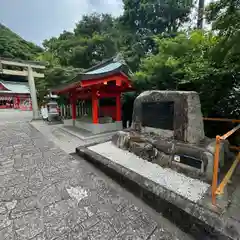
92, 89, 98, 124
71, 93, 77, 126
116, 94, 121, 121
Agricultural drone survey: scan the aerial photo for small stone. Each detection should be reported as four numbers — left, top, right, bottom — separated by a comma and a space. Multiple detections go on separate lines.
66, 186, 88, 203
5, 200, 17, 210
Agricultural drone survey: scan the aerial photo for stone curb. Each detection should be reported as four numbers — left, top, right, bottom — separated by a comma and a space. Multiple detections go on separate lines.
76, 145, 239, 240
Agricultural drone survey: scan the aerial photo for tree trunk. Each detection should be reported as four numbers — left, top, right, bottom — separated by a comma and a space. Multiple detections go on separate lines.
197, 0, 205, 29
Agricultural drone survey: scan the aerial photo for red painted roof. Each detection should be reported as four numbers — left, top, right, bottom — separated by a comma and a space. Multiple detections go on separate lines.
51, 55, 134, 94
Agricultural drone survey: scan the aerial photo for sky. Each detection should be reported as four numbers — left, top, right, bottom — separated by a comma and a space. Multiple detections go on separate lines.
0, 0, 123, 46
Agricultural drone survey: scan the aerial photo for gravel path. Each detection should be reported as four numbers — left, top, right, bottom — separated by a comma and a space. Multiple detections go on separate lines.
0, 122, 193, 240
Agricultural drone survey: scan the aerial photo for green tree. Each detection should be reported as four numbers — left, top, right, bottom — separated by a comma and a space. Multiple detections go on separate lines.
42, 13, 118, 69
35, 51, 60, 68
0, 24, 42, 60
74, 13, 115, 36
118, 0, 193, 71
205, 0, 240, 117
35, 66, 82, 102
134, 30, 239, 117
121, 0, 193, 34
206, 0, 240, 60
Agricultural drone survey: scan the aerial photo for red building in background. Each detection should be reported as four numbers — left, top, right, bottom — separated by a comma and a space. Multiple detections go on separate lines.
0, 80, 32, 111
52, 54, 134, 134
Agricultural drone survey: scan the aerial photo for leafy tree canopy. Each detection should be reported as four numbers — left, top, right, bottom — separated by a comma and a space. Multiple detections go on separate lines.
0, 24, 42, 60
42, 13, 118, 69
135, 29, 240, 117
121, 0, 193, 34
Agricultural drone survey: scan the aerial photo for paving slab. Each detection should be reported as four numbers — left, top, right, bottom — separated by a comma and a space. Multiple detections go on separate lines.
0, 121, 192, 240
0, 109, 32, 125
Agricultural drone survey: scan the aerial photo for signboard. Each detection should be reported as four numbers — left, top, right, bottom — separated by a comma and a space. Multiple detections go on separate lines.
142, 101, 174, 130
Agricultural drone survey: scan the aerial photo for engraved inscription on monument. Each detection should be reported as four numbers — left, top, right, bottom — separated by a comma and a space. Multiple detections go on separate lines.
142, 101, 174, 130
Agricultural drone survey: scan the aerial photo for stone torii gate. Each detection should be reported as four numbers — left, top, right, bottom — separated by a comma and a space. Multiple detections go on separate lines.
0, 57, 46, 119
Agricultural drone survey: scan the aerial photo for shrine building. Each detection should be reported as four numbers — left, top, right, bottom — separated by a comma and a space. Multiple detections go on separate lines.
0, 79, 32, 111
0, 57, 46, 114
52, 55, 134, 134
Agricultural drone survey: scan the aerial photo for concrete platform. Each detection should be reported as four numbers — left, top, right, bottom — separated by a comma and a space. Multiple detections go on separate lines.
76, 141, 240, 240
30, 121, 116, 154
63, 118, 122, 134
89, 142, 210, 203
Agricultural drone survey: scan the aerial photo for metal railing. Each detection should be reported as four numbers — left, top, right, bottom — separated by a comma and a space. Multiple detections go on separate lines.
203, 118, 240, 205
203, 118, 240, 123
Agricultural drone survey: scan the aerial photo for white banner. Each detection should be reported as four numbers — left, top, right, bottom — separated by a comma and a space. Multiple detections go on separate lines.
0, 96, 13, 101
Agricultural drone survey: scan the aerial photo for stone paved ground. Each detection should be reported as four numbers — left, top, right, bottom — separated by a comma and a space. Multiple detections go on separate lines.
0, 109, 32, 126
0, 121, 193, 240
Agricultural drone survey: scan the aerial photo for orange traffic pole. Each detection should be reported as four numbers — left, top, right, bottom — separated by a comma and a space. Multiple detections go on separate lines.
212, 135, 221, 205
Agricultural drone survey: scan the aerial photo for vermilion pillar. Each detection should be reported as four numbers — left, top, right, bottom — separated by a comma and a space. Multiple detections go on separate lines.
71, 92, 77, 126
116, 94, 121, 121
92, 89, 99, 124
